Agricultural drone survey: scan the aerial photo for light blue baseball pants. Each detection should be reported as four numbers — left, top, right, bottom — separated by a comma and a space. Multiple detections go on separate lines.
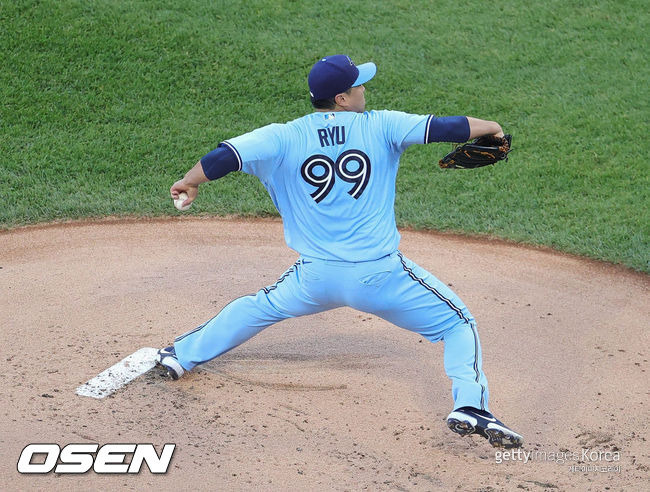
174, 251, 489, 411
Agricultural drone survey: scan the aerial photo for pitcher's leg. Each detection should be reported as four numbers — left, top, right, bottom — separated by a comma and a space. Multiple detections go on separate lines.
356, 252, 489, 411
174, 292, 286, 370
173, 260, 325, 370
443, 321, 489, 411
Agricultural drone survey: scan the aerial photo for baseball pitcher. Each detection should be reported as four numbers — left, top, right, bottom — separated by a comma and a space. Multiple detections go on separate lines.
159, 55, 523, 448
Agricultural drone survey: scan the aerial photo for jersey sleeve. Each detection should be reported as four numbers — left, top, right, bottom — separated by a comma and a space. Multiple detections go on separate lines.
374, 110, 429, 151
374, 110, 470, 151
221, 123, 285, 181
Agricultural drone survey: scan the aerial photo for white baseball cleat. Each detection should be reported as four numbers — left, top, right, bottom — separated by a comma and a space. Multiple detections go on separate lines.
447, 406, 523, 448
155, 346, 185, 380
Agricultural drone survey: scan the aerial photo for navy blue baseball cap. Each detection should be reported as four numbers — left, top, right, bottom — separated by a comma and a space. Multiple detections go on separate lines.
308, 55, 377, 100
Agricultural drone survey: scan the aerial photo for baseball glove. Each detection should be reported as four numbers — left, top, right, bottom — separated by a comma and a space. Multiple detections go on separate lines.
439, 134, 512, 169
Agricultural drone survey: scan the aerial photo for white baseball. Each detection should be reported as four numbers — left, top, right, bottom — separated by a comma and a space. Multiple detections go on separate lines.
173, 192, 192, 211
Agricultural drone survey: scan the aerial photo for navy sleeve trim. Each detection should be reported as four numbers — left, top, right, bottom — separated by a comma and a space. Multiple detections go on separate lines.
425, 115, 470, 144
220, 141, 242, 171
200, 144, 240, 180
424, 115, 433, 144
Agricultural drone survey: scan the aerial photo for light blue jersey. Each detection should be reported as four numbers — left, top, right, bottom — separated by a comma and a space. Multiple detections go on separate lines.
223, 110, 429, 261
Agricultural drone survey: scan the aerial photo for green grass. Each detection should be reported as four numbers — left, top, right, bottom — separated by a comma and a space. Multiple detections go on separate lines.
1, 0, 648, 272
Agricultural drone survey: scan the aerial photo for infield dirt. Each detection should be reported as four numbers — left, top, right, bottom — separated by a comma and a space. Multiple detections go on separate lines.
1, 217, 647, 490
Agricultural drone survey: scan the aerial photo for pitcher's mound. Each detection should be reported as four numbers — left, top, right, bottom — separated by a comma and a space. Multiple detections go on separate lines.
1, 217, 647, 490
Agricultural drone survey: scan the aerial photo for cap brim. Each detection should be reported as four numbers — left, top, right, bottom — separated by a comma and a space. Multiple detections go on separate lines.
353, 62, 376, 87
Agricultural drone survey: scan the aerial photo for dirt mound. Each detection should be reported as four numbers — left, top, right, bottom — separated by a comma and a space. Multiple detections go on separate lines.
1, 218, 647, 490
